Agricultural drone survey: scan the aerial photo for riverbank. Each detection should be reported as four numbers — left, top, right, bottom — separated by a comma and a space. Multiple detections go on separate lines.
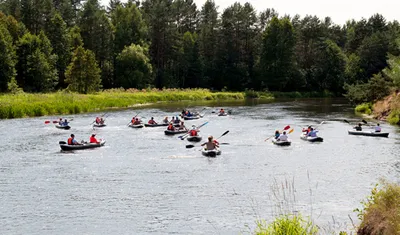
0, 89, 337, 119
355, 92, 400, 125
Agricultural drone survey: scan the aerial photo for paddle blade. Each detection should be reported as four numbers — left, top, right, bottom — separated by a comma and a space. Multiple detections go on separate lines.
53, 121, 58, 123
288, 129, 294, 134
186, 145, 195, 149
283, 125, 290, 130
343, 119, 350, 124
45, 121, 50, 124
59, 141, 67, 144
221, 130, 229, 137
362, 119, 368, 124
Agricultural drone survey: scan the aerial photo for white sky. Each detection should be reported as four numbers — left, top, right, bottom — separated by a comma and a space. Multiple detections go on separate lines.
101, 0, 400, 26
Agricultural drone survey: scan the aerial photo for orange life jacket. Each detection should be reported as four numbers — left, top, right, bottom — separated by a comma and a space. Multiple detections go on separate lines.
67, 138, 73, 145
167, 125, 174, 130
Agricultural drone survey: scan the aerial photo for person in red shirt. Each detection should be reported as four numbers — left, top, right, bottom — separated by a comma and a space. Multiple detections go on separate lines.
148, 117, 157, 125
89, 134, 100, 144
189, 125, 199, 136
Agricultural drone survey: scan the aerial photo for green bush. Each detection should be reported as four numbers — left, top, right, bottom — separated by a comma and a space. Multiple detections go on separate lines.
387, 109, 400, 125
355, 103, 373, 115
255, 215, 318, 235
355, 181, 400, 235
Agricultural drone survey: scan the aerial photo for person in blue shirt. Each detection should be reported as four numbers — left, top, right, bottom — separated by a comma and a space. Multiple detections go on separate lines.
274, 130, 280, 139
307, 128, 318, 137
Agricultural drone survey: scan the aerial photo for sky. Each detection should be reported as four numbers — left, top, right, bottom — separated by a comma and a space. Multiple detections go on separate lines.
100, 0, 400, 26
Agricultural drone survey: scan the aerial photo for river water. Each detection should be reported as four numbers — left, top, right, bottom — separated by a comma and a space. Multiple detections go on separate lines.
0, 98, 399, 234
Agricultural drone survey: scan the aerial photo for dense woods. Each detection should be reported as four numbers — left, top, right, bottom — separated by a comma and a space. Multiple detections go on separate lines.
0, 0, 399, 96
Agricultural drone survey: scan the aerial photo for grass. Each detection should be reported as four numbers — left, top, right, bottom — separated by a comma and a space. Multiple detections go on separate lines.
355, 103, 373, 115
255, 215, 319, 235
355, 181, 400, 235
0, 88, 245, 119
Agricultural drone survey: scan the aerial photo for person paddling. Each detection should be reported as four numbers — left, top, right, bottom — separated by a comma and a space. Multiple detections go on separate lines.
374, 123, 381, 132
274, 130, 280, 139
132, 118, 141, 125
219, 108, 225, 115
189, 125, 199, 136
277, 131, 288, 141
67, 134, 81, 145
174, 116, 180, 124
95, 117, 101, 124
354, 123, 362, 131
167, 123, 175, 131
178, 121, 187, 131
163, 117, 169, 124
148, 117, 157, 125
201, 136, 219, 150
89, 134, 101, 144
307, 128, 318, 137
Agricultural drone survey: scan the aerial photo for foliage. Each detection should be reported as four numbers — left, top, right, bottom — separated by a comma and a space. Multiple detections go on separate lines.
254, 215, 318, 235
0, 89, 244, 118
387, 109, 400, 125
0, 23, 17, 91
344, 73, 393, 104
355, 103, 373, 115
65, 46, 102, 93
115, 44, 153, 89
355, 181, 400, 235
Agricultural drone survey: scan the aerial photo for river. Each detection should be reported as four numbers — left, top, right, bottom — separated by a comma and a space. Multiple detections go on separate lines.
0, 98, 399, 234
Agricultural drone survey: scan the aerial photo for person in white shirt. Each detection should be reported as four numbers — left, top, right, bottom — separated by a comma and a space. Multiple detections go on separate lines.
277, 131, 288, 141
374, 123, 382, 132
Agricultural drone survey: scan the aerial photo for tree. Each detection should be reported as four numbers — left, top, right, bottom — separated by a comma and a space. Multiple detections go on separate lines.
46, 12, 71, 88
179, 31, 201, 87
65, 46, 102, 93
259, 17, 295, 91
0, 24, 17, 91
16, 31, 58, 92
115, 44, 152, 88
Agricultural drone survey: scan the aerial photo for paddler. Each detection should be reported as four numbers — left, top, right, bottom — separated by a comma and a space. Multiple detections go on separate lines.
178, 121, 187, 131
67, 134, 81, 145
354, 123, 362, 131
89, 133, 101, 144
374, 123, 381, 132
148, 117, 157, 125
189, 125, 199, 136
163, 116, 169, 124
201, 136, 219, 150
274, 130, 280, 139
167, 123, 175, 131
277, 131, 288, 141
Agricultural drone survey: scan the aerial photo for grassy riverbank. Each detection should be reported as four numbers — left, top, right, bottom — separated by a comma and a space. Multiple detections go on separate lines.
0, 89, 246, 119
0, 88, 337, 119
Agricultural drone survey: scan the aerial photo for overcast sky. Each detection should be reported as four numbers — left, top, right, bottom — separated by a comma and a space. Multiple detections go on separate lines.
101, 0, 400, 25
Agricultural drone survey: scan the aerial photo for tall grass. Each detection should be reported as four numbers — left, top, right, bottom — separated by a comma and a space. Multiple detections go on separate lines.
0, 88, 245, 119
255, 215, 318, 235
356, 181, 400, 235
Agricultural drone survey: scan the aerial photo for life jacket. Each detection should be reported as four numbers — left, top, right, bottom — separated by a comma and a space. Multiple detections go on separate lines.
67, 138, 73, 145
190, 130, 197, 136
96, 117, 100, 123
167, 125, 174, 130
90, 136, 98, 143
148, 120, 155, 124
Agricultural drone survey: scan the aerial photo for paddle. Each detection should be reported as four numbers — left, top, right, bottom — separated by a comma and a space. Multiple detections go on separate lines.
127, 113, 140, 126
59, 141, 66, 144
45, 118, 73, 124
186, 130, 229, 149
264, 125, 291, 141
179, 121, 209, 140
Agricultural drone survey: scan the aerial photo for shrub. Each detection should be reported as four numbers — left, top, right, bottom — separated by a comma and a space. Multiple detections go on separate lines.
356, 181, 400, 235
255, 215, 318, 235
355, 103, 372, 115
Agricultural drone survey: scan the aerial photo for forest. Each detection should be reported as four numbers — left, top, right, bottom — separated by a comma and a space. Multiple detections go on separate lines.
0, 0, 399, 96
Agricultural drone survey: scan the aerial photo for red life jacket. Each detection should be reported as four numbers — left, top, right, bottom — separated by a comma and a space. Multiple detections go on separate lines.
190, 130, 197, 136
67, 138, 73, 145
167, 125, 174, 130
148, 120, 155, 124
90, 136, 98, 143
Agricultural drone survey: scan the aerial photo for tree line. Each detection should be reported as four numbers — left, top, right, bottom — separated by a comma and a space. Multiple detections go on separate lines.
0, 0, 399, 94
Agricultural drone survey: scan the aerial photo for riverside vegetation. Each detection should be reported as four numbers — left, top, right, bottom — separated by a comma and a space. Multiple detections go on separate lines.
252, 180, 400, 235
0, 0, 400, 109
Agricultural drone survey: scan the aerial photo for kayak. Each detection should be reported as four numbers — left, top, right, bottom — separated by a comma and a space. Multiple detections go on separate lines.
218, 113, 228, 116
60, 140, 106, 151
187, 135, 202, 142
300, 133, 323, 142
201, 148, 221, 157
164, 129, 188, 135
128, 123, 144, 128
272, 139, 291, 146
55, 124, 71, 130
348, 130, 389, 138
183, 115, 201, 120
93, 123, 106, 128
144, 123, 180, 127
